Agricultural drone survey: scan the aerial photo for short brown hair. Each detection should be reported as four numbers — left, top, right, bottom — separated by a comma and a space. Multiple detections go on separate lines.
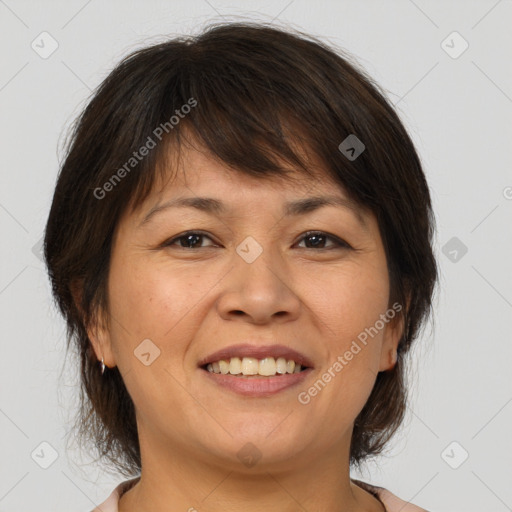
44, 21, 438, 476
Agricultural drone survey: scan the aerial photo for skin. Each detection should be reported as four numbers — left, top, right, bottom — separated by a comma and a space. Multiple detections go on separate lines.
86, 138, 403, 512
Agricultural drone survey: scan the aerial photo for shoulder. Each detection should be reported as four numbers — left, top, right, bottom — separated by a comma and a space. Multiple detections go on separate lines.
351, 478, 431, 512
90, 477, 141, 512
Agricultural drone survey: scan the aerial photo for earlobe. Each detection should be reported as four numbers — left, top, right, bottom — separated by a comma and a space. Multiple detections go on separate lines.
379, 346, 399, 372
70, 278, 115, 369
389, 348, 397, 369
87, 321, 110, 364
379, 308, 405, 372
87, 313, 116, 370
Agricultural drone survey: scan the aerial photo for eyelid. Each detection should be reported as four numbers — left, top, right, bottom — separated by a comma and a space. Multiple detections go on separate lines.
161, 230, 352, 250
161, 230, 219, 248
296, 230, 352, 249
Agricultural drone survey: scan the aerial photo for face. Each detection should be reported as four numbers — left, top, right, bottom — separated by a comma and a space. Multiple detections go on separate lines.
89, 140, 403, 473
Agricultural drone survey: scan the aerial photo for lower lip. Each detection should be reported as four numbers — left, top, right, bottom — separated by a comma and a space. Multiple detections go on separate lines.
200, 368, 313, 397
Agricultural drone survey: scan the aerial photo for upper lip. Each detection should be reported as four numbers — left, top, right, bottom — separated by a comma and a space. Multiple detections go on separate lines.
198, 343, 314, 369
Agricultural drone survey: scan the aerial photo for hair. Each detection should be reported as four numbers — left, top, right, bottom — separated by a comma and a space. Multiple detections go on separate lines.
44, 21, 438, 477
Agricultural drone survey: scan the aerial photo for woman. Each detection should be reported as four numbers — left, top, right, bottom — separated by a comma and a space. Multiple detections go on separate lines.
44, 22, 437, 512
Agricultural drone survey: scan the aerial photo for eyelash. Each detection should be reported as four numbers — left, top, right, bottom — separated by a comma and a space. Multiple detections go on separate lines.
162, 230, 352, 251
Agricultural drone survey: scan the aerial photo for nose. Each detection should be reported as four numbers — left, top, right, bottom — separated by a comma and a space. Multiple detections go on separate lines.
216, 248, 302, 325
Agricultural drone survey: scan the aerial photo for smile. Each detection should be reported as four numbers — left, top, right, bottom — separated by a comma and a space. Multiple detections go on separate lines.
204, 356, 307, 376
200, 361, 313, 397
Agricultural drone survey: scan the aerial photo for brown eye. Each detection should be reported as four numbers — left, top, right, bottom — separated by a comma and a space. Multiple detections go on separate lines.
163, 231, 216, 249
296, 231, 351, 250
162, 230, 351, 251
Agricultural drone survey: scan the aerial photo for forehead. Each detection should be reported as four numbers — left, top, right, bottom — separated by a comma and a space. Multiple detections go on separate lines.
126, 141, 373, 235
139, 139, 346, 210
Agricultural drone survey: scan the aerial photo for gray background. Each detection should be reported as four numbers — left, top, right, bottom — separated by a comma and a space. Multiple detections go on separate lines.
1, 1, 511, 511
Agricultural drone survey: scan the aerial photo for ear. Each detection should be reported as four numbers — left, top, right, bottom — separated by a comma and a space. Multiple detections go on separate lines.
378, 296, 409, 372
70, 278, 116, 369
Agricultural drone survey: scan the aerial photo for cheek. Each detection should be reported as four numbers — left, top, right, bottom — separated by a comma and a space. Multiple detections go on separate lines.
105, 257, 199, 408
309, 261, 390, 338
304, 262, 389, 406
106, 254, 225, 362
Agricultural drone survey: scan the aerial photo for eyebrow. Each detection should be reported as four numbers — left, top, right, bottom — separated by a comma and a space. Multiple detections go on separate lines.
138, 195, 369, 230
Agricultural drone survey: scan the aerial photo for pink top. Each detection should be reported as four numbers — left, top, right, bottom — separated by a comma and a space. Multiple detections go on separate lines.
90, 477, 430, 511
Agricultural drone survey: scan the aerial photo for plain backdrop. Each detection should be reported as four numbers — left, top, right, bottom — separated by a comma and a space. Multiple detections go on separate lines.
1, 1, 511, 511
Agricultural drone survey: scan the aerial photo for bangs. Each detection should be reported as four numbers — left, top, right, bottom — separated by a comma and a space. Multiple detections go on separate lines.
100, 27, 369, 218
125, 112, 326, 217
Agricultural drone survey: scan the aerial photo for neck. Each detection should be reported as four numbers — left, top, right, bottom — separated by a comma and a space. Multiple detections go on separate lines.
118, 427, 385, 512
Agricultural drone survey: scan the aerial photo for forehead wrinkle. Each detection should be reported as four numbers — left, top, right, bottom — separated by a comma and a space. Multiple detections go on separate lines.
137, 193, 370, 231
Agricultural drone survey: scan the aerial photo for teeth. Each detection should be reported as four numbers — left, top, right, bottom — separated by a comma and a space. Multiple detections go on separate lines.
218, 359, 230, 374
259, 357, 276, 376
229, 357, 242, 375
276, 357, 287, 374
241, 357, 259, 375
205, 356, 304, 376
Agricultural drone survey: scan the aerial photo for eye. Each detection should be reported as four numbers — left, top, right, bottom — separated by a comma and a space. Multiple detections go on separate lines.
161, 230, 352, 251
295, 231, 352, 250
162, 231, 217, 249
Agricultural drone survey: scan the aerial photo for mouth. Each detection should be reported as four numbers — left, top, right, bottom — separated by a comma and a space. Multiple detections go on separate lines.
201, 356, 310, 377
198, 344, 314, 397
